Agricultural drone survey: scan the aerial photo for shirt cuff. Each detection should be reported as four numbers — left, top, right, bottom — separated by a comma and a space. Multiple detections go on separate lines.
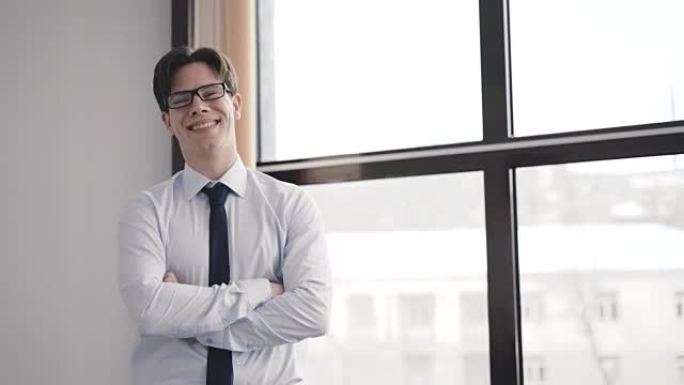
235, 278, 272, 311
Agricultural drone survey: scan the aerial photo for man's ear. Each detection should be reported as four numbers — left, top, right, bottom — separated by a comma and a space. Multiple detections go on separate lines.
161, 112, 174, 135
232, 93, 242, 120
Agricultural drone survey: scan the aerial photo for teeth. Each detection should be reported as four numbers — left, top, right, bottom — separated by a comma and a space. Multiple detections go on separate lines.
191, 121, 217, 130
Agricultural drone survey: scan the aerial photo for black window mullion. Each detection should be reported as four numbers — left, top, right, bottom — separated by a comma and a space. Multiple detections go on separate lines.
480, 0, 523, 379
480, 0, 513, 142
171, 0, 192, 175
484, 165, 523, 385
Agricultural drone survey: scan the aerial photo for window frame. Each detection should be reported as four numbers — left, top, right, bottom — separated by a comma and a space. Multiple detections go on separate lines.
172, 1, 684, 385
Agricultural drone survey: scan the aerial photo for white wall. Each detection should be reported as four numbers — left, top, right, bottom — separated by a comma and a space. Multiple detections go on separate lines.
0, 1, 171, 384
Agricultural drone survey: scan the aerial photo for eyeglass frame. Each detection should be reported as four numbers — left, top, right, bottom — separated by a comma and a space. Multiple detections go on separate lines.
164, 82, 233, 109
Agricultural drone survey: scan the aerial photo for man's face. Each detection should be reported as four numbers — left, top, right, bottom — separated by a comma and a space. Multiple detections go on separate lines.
161, 62, 241, 160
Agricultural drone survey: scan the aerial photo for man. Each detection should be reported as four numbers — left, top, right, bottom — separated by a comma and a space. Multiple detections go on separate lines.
118, 46, 331, 385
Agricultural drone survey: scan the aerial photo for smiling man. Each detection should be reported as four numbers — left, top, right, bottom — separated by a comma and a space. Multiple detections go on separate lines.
118, 46, 331, 385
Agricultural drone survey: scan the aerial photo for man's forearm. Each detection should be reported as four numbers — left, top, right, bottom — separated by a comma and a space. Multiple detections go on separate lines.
120, 277, 272, 338
161, 273, 306, 350
196, 281, 331, 352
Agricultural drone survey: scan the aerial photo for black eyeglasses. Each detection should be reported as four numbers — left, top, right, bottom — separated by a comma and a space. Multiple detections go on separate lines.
165, 83, 231, 109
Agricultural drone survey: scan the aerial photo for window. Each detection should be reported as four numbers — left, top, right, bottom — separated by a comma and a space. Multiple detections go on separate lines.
677, 355, 684, 381
296, 173, 488, 384
596, 292, 619, 322
524, 357, 546, 384
510, 0, 684, 136
517, 156, 684, 385
221, 0, 684, 384
398, 293, 436, 337
257, 0, 482, 161
676, 292, 684, 319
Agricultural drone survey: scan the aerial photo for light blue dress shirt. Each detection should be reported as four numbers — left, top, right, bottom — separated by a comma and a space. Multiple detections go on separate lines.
118, 158, 332, 385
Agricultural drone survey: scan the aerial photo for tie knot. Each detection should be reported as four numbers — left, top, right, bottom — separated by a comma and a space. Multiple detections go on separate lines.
202, 183, 230, 206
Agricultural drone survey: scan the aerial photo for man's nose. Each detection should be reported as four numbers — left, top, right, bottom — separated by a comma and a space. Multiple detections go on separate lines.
189, 94, 209, 114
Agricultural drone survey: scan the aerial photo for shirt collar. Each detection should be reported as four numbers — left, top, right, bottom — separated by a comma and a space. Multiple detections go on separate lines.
182, 157, 248, 201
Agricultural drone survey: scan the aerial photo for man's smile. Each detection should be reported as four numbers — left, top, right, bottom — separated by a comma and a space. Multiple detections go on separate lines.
186, 118, 221, 131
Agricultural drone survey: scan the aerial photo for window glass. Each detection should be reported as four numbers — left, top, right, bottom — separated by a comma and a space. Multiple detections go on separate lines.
510, 0, 684, 136
298, 172, 489, 384
517, 155, 684, 384
259, 0, 482, 161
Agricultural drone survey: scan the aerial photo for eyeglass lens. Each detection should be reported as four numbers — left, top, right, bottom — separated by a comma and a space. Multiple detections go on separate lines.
167, 84, 226, 108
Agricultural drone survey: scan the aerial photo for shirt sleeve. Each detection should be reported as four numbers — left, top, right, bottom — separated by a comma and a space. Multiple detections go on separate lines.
196, 189, 332, 352
117, 191, 272, 338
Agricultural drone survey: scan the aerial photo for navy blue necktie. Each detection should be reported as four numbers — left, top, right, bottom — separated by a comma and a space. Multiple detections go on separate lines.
202, 183, 233, 385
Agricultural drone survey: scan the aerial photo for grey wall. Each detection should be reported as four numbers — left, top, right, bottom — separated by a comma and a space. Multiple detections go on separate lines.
0, 1, 171, 384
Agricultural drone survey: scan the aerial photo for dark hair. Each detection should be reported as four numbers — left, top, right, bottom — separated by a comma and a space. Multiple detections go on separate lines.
153, 46, 239, 111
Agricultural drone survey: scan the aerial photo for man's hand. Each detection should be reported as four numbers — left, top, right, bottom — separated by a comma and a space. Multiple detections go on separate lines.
270, 282, 284, 297
163, 272, 178, 283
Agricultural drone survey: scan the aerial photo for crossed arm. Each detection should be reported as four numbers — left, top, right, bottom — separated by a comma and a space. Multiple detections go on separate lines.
117, 190, 332, 351
163, 273, 284, 296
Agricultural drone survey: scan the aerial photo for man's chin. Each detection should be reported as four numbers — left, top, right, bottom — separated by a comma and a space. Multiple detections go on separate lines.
196, 142, 235, 158
179, 135, 235, 158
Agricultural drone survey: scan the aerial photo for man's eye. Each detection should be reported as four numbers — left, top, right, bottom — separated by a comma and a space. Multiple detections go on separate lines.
169, 93, 191, 104
201, 89, 222, 98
